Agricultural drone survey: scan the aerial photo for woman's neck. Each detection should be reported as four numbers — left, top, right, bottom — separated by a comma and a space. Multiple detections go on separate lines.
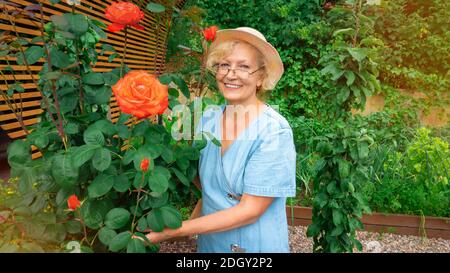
224, 97, 266, 117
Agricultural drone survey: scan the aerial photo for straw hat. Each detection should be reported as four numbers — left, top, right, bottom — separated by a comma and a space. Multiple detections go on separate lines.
209, 27, 284, 90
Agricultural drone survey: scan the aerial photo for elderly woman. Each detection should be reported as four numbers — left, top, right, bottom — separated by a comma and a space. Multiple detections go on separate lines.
145, 27, 296, 253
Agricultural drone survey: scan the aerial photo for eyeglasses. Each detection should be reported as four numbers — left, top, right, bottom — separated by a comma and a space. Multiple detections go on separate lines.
212, 63, 265, 79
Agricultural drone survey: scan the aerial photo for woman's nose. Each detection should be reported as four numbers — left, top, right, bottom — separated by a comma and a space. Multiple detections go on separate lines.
225, 69, 238, 80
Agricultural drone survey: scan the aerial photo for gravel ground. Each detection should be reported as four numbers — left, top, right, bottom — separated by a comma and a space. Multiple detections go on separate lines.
159, 226, 450, 253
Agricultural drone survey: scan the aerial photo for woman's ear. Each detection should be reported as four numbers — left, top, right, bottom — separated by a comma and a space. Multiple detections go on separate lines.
256, 77, 263, 90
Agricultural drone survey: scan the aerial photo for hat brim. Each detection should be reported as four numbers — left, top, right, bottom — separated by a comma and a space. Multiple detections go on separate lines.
209, 29, 284, 90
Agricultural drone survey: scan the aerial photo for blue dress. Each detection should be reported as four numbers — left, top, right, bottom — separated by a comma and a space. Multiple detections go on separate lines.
196, 104, 296, 253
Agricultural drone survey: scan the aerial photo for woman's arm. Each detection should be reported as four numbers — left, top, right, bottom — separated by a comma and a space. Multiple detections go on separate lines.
145, 193, 273, 243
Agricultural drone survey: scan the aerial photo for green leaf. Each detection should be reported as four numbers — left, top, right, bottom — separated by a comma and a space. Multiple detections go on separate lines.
108, 53, 119, 63
7, 139, 30, 165
333, 28, 355, 37
101, 44, 115, 54
146, 2, 166, 13
160, 206, 182, 229
72, 145, 98, 168
59, 95, 78, 113
118, 113, 131, 124
50, 47, 73, 68
123, 149, 136, 165
56, 30, 75, 39
80, 199, 112, 229
347, 48, 368, 63
148, 166, 170, 193
88, 173, 114, 198
103, 71, 120, 85
171, 167, 190, 186
90, 19, 107, 28
52, 154, 79, 188
168, 88, 179, 98
176, 157, 189, 171
158, 74, 172, 85
50, 15, 68, 31
327, 181, 338, 195
92, 148, 111, 172
146, 209, 164, 232
44, 71, 62, 80
64, 13, 89, 36
93, 119, 117, 136
127, 238, 146, 253
84, 85, 112, 105
344, 71, 355, 86
144, 191, 168, 209
330, 240, 341, 253
306, 223, 320, 237
33, 133, 49, 149
98, 227, 117, 246
113, 174, 131, 192
64, 220, 82, 234
357, 141, 369, 159
17, 46, 44, 65
171, 74, 190, 99
83, 126, 105, 145
332, 209, 343, 226
105, 208, 131, 229
109, 232, 131, 252
160, 146, 175, 163
331, 225, 344, 236
82, 73, 104, 85
137, 216, 148, 232
338, 159, 350, 179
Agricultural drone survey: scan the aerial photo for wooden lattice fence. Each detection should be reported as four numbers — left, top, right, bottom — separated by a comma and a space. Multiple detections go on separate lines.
0, 0, 184, 159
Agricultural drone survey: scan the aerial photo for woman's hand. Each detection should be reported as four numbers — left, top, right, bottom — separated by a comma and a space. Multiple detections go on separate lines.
133, 227, 178, 244
145, 229, 172, 244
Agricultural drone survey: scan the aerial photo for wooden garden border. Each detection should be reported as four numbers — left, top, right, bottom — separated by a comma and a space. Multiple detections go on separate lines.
286, 206, 450, 239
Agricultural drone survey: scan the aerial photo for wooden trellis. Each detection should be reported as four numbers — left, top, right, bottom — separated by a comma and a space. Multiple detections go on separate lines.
0, 0, 185, 159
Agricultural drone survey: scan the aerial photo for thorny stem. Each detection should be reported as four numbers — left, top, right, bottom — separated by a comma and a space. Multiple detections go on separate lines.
75, 209, 89, 245
352, 0, 362, 47
72, 5, 84, 115
37, 4, 68, 150
1, 4, 60, 135
131, 172, 147, 233
0, 70, 29, 135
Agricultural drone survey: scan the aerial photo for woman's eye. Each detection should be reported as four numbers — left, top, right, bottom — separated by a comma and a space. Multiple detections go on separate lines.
219, 63, 230, 68
240, 65, 250, 69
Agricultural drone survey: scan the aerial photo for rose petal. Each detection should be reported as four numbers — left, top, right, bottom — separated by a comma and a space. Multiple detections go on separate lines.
107, 23, 125, 32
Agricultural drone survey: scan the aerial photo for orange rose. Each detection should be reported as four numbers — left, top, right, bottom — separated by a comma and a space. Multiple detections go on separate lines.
112, 70, 168, 119
67, 194, 81, 211
105, 2, 145, 32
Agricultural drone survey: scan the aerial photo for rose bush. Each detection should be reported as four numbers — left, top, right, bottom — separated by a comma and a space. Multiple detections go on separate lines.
0, 1, 214, 253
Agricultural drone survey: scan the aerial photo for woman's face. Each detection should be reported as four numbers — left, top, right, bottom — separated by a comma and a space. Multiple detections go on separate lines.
215, 43, 264, 105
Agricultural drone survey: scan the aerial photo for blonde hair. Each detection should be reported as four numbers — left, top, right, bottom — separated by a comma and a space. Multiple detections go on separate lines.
206, 40, 272, 93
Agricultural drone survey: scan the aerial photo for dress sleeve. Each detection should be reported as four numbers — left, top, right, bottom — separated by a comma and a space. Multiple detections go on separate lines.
242, 125, 297, 197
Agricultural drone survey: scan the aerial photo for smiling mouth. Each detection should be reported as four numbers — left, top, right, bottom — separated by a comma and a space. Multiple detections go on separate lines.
224, 83, 243, 89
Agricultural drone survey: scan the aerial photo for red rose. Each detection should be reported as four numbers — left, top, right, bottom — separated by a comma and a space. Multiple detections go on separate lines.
112, 70, 169, 119
140, 158, 150, 172
202, 26, 218, 42
67, 194, 81, 211
105, 2, 145, 32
